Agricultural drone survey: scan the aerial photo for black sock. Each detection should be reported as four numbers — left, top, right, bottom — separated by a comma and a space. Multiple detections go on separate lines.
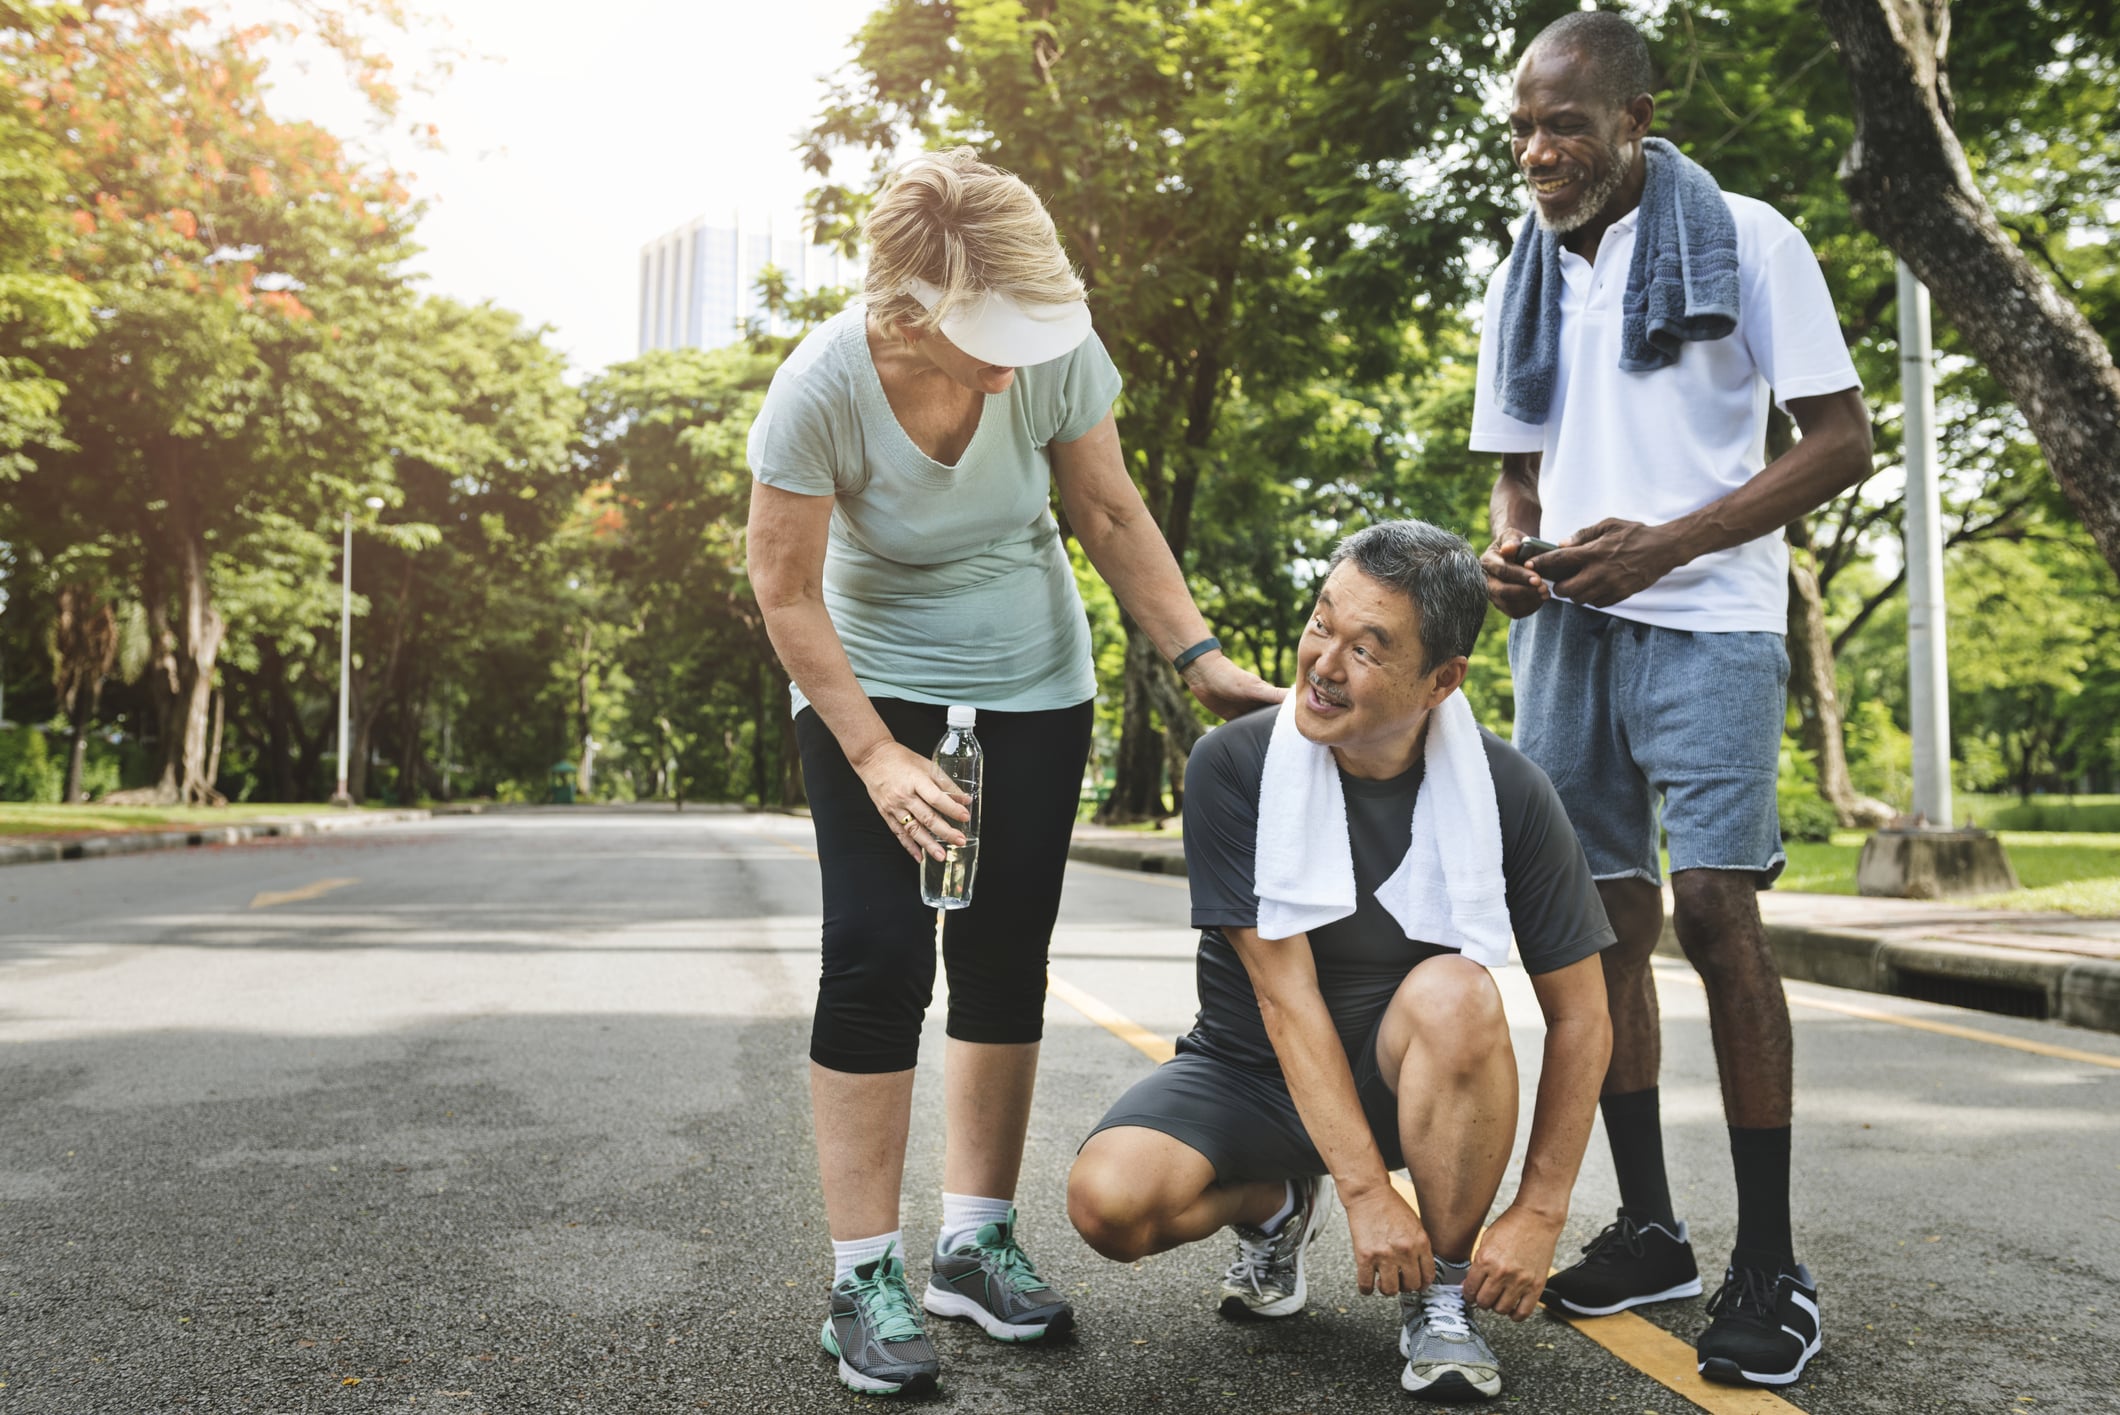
1600, 1087, 1676, 1227
1728, 1125, 1794, 1272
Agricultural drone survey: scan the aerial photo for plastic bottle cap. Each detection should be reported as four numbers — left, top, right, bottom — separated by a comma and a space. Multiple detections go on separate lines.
946, 705, 976, 728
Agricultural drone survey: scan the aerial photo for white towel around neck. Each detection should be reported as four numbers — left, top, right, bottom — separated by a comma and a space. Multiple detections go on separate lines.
1252, 689, 1513, 967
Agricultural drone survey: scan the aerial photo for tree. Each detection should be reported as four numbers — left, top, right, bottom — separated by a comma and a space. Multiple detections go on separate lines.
9, 1, 419, 803
804, 0, 1524, 818
0, 3, 93, 481
575, 341, 795, 807
1818, 0, 2120, 577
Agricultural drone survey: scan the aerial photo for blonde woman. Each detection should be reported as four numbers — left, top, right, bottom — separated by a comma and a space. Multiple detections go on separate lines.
747, 148, 1280, 1395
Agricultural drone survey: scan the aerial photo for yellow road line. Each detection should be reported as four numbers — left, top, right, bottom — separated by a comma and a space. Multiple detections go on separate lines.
1660, 968, 2120, 1072
1046, 966, 1803, 1415
1046, 973, 1175, 1064
248, 877, 359, 909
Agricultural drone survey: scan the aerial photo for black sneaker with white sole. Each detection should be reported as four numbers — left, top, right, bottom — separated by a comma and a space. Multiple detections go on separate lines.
1696, 1262, 1822, 1387
1540, 1210, 1703, 1317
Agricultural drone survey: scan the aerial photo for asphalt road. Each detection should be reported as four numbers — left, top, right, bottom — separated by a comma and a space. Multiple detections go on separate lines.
1, 808, 2115, 1414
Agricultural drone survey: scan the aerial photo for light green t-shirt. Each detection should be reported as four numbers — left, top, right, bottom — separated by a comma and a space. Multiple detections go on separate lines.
747, 305, 1123, 717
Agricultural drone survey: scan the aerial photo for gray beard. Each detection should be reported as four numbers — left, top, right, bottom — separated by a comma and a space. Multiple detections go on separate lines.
1532, 138, 1637, 234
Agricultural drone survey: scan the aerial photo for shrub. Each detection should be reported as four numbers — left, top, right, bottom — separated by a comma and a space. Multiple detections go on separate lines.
0, 726, 63, 803
1777, 740, 1839, 844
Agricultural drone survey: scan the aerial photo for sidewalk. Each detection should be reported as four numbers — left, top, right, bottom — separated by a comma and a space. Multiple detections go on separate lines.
1069, 823, 2120, 1035
0, 806, 453, 867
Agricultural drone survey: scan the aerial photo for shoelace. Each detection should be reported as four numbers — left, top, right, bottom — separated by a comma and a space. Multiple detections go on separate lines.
973, 1233, 1048, 1295
1706, 1266, 1779, 1323
1223, 1227, 1281, 1295
1579, 1214, 1649, 1265
1415, 1284, 1473, 1342
847, 1246, 924, 1343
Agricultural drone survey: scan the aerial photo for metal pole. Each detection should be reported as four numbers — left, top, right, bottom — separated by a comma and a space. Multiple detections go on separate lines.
334, 510, 353, 805
1898, 261, 1953, 829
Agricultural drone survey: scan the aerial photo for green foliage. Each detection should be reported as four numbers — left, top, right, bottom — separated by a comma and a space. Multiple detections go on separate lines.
1777, 741, 1840, 844
2, 0, 2117, 819
0, 725, 60, 802
570, 324, 806, 805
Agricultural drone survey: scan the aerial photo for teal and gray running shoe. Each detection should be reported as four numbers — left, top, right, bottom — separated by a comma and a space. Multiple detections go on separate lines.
820, 1245, 939, 1396
922, 1207, 1075, 1341
1399, 1267, 1502, 1403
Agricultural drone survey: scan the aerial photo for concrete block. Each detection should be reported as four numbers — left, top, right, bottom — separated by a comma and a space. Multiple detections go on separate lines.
1772, 927, 1890, 993
2060, 963, 2120, 1034
1857, 828, 2019, 899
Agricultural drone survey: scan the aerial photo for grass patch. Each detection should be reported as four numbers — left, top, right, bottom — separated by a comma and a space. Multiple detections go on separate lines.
0, 802, 366, 838
1762, 830, 2120, 914
1958, 793, 2120, 834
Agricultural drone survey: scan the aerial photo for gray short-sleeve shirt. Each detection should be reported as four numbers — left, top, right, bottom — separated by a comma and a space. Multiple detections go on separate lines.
746, 306, 1123, 715
1179, 705, 1615, 1070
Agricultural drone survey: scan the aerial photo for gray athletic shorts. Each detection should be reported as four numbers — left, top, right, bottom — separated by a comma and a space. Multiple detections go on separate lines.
1509, 599, 1788, 887
1082, 1018, 1404, 1185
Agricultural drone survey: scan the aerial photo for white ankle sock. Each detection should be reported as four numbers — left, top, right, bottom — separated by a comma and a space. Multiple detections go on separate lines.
832, 1230, 902, 1283
937, 1192, 1013, 1254
1257, 1180, 1297, 1235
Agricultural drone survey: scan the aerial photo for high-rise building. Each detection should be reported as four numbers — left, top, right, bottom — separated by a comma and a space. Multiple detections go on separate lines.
637, 211, 861, 355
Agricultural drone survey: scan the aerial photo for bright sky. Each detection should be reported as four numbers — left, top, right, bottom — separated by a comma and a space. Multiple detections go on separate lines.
250, 0, 884, 375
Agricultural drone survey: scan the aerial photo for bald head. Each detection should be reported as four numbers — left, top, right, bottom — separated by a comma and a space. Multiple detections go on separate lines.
1521, 11, 1656, 112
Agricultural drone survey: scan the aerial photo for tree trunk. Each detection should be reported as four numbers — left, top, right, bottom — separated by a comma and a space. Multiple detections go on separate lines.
395, 674, 427, 805
64, 708, 91, 803
575, 621, 596, 797
54, 584, 118, 804
1099, 618, 1170, 823
1784, 527, 1857, 814
1819, 0, 2120, 577
348, 559, 419, 804
124, 522, 228, 807
204, 685, 225, 794
169, 533, 227, 805
751, 663, 770, 807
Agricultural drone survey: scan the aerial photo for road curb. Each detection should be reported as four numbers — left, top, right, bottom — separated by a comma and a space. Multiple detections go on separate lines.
0, 808, 440, 869
1067, 837, 2120, 1036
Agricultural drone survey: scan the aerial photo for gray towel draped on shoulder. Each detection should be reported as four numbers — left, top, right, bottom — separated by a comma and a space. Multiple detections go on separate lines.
1493, 137, 1740, 426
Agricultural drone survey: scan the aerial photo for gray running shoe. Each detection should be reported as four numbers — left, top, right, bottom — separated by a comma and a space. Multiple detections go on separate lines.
820, 1245, 939, 1396
922, 1207, 1075, 1341
1217, 1175, 1336, 1319
1399, 1271, 1502, 1402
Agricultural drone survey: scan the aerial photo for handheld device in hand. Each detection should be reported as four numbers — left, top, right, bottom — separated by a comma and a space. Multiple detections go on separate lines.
1514, 536, 1559, 561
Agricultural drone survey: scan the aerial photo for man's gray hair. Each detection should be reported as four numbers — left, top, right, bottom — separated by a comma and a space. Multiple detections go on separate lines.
1327, 520, 1488, 672
1524, 11, 1656, 111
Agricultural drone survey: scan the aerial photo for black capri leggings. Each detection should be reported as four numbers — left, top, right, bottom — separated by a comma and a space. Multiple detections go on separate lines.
796, 697, 1095, 1074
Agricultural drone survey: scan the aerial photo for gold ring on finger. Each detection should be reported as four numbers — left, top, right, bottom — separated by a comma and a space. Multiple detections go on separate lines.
899, 812, 914, 827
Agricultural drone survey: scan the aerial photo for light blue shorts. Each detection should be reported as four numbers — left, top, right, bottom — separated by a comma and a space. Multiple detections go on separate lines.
1508, 600, 1788, 888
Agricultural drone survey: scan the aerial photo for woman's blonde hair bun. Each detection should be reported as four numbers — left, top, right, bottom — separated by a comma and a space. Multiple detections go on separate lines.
862, 147, 1085, 338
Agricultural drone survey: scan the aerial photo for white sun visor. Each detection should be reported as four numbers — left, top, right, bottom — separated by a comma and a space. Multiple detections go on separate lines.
906, 278, 1093, 368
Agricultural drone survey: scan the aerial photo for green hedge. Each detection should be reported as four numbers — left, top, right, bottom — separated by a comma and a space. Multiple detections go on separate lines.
1964, 794, 2120, 833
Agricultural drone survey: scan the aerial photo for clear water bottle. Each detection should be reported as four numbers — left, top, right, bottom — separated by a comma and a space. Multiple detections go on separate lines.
921, 705, 982, 910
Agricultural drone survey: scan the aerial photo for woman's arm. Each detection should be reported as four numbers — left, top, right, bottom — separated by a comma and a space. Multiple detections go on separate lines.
1050, 413, 1284, 719
745, 480, 969, 862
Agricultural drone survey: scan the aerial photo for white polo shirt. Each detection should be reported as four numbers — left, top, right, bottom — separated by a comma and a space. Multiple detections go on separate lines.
1469, 193, 1860, 633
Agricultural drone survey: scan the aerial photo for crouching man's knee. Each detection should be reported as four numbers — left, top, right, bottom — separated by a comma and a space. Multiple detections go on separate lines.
1067, 1147, 1161, 1261
1380, 954, 1511, 1086
1069, 1127, 1216, 1262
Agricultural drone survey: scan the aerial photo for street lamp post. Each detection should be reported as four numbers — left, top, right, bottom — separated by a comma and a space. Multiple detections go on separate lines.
1854, 265, 2015, 897
1898, 261, 1953, 830
332, 498, 385, 807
